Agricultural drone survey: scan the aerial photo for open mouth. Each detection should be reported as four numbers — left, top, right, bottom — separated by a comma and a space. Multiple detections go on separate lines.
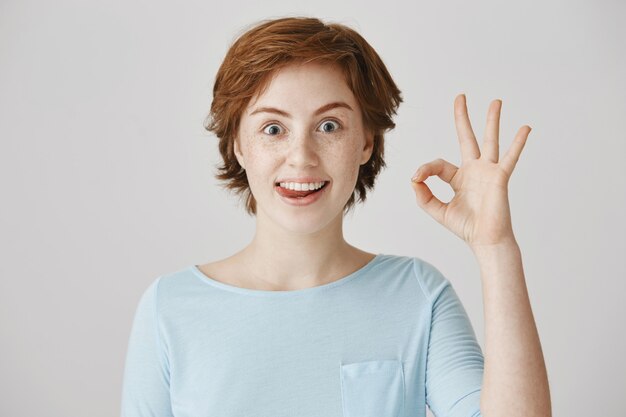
274, 181, 329, 199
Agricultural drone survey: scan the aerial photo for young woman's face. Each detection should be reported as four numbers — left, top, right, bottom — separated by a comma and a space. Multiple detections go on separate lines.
235, 61, 374, 233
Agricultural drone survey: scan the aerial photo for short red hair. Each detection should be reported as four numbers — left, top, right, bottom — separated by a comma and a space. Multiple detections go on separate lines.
203, 16, 403, 215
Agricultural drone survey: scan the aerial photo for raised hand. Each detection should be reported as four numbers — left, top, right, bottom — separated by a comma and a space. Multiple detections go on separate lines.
410, 93, 532, 249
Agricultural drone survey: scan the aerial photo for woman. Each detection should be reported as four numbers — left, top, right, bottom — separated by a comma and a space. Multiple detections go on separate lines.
121, 16, 551, 417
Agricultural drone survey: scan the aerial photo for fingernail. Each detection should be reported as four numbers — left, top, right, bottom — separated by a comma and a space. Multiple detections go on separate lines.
411, 170, 420, 182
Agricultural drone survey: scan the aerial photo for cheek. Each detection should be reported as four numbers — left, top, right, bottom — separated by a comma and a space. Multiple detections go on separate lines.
345, 136, 366, 165
331, 142, 364, 183
242, 141, 278, 187
243, 134, 283, 158
242, 139, 267, 167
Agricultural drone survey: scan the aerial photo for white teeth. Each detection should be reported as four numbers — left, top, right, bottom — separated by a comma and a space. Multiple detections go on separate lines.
278, 181, 325, 191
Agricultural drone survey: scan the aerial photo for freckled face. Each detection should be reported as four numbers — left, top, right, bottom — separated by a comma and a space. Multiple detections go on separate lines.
234, 61, 374, 233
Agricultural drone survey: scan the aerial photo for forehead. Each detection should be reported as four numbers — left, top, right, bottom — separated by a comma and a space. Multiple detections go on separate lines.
246, 62, 357, 113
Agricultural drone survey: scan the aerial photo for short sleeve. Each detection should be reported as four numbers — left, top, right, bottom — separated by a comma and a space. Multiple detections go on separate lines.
120, 277, 174, 417
415, 259, 484, 417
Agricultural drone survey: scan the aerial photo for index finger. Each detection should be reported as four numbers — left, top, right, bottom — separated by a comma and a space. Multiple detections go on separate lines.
454, 93, 480, 163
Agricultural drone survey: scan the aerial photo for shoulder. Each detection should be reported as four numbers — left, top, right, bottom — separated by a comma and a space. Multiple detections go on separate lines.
376, 254, 451, 302
139, 265, 207, 310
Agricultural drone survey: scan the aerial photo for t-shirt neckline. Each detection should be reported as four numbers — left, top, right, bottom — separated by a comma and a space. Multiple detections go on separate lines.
189, 253, 385, 297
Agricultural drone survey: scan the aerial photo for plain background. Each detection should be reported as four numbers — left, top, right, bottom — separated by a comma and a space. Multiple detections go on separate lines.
1, 0, 624, 416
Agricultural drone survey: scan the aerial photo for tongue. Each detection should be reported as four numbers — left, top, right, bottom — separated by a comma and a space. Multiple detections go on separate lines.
280, 187, 319, 198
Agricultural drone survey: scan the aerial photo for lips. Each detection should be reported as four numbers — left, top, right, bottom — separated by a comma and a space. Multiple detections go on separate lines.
274, 181, 330, 206
276, 182, 328, 198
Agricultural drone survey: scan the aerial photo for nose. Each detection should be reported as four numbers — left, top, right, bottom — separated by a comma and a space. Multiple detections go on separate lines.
286, 129, 319, 168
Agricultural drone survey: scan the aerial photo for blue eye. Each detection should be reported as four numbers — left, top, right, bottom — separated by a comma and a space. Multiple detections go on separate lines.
261, 119, 342, 136
262, 123, 283, 136
319, 120, 341, 132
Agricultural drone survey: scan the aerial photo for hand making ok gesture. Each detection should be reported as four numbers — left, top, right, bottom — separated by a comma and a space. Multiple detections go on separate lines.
410, 93, 532, 250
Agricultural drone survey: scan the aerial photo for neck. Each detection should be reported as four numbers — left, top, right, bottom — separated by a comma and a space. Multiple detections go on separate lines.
236, 207, 359, 290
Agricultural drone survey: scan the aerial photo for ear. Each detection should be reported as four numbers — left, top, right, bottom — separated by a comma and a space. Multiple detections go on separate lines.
360, 129, 375, 165
234, 136, 245, 170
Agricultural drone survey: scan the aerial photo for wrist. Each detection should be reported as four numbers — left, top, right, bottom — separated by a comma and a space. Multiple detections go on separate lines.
470, 235, 519, 253
470, 237, 521, 262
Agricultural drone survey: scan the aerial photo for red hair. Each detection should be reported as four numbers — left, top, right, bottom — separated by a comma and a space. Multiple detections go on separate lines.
203, 16, 403, 215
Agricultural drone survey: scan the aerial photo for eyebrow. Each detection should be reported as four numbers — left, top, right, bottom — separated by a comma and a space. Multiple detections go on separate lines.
249, 101, 354, 117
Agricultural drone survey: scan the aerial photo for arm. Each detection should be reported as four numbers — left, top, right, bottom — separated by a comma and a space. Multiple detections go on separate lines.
418, 259, 485, 417
472, 240, 551, 417
120, 277, 174, 417
410, 93, 552, 416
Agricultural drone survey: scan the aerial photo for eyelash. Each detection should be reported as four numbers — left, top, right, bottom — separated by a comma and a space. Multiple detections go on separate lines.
260, 119, 342, 136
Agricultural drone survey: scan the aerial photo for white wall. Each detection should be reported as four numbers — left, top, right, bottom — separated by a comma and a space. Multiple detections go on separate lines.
1, 0, 624, 415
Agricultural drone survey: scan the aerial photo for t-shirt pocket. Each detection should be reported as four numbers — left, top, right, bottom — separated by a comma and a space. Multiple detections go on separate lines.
339, 359, 405, 417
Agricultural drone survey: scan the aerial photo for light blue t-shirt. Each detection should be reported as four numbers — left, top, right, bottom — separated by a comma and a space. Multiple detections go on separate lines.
121, 254, 484, 417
